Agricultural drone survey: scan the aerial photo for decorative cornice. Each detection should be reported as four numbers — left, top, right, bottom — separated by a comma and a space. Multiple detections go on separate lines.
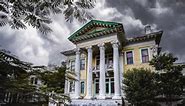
68, 20, 123, 44
126, 31, 163, 45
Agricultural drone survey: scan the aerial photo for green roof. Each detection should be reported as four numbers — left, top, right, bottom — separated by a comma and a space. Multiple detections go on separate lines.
68, 20, 123, 43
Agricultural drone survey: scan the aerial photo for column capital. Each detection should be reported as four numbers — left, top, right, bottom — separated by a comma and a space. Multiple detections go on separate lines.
112, 42, 119, 48
98, 43, 105, 47
75, 48, 80, 54
85, 46, 92, 49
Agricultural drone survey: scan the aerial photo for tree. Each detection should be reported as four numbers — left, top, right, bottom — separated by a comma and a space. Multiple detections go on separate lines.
37, 65, 70, 105
0, 49, 38, 105
0, 0, 95, 34
123, 68, 159, 106
150, 53, 184, 106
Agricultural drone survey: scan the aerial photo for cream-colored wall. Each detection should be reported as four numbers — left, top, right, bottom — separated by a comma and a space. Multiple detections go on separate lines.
123, 40, 156, 72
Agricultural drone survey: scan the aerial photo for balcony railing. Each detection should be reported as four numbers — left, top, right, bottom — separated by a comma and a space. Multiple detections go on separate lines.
92, 63, 114, 77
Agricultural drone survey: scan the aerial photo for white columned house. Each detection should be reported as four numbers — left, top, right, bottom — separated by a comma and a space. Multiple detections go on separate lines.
61, 20, 163, 106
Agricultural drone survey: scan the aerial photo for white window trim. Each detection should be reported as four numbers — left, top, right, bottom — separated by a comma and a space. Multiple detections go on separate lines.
80, 58, 86, 71
124, 50, 135, 65
80, 80, 86, 95
140, 48, 150, 63
70, 60, 75, 72
68, 80, 75, 93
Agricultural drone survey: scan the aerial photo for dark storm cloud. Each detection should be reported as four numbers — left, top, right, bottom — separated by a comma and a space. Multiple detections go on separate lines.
0, 0, 184, 65
106, 0, 185, 62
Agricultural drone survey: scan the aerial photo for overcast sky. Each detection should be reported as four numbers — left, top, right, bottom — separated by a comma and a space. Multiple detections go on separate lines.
0, 0, 185, 66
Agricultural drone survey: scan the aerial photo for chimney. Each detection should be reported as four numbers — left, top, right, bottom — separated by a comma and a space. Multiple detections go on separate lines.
144, 25, 152, 34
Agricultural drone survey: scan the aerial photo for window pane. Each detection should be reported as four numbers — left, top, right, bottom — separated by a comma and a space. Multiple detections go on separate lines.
126, 51, 133, 64
34, 78, 38, 85
69, 81, 74, 92
141, 49, 149, 63
31, 77, 34, 84
81, 81, 85, 94
95, 83, 99, 94
111, 82, 114, 93
106, 83, 109, 94
71, 61, 75, 71
80, 59, 85, 70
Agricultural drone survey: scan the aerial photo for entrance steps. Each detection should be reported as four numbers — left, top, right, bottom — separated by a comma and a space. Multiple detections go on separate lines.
69, 99, 122, 106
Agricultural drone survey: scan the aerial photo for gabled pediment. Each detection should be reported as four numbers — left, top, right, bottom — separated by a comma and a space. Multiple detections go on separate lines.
85, 27, 107, 35
68, 20, 125, 44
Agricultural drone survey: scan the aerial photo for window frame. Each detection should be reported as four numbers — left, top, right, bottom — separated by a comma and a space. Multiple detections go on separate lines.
125, 50, 134, 65
80, 59, 85, 70
95, 56, 100, 70
70, 60, 75, 72
140, 48, 150, 63
106, 54, 113, 69
80, 81, 85, 94
68, 81, 75, 93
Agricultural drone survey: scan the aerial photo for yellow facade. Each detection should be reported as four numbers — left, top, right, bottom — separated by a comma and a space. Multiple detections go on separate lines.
123, 43, 154, 72
79, 42, 155, 80
77, 41, 155, 97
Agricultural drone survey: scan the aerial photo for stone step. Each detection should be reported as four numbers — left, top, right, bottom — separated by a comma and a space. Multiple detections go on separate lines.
69, 99, 122, 106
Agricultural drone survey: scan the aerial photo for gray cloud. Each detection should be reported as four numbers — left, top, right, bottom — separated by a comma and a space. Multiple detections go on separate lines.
105, 0, 185, 62
0, 0, 184, 65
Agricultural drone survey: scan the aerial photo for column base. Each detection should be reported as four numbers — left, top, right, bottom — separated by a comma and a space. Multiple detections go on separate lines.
72, 96, 81, 99
84, 96, 93, 99
112, 95, 121, 100
98, 95, 106, 99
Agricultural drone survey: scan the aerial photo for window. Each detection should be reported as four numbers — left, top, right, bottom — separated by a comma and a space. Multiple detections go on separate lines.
34, 78, 38, 85
69, 81, 75, 92
95, 79, 99, 94
96, 56, 100, 70
106, 54, 113, 69
94, 78, 114, 95
96, 54, 113, 70
106, 79, 109, 94
80, 59, 85, 70
81, 81, 85, 94
126, 51, 134, 64
71, 60, 75, 71
110, 78, 114, 94
141, 49, 149, 63
30, 77, 34, 84
30, 77, 38, 85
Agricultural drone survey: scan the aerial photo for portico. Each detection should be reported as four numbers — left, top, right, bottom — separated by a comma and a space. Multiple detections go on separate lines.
60, 19, 129, 106
73, 41, 122, 99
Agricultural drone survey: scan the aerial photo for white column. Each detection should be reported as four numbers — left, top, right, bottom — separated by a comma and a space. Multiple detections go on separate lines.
85, 46, 93, 99
119, 52, 124, 97
64, 80, 68, 94
98, 43, 106, 99
112, 42, 121, 99
74, 48, 81, 99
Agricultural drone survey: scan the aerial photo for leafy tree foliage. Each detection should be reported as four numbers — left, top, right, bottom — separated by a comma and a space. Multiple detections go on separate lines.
0, 49, 39, 104
0, 0, 95, 34
35, 65, 70, 105
123, 68, 159, 106
0, 49, 70, 105
150, 53, 184, 106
